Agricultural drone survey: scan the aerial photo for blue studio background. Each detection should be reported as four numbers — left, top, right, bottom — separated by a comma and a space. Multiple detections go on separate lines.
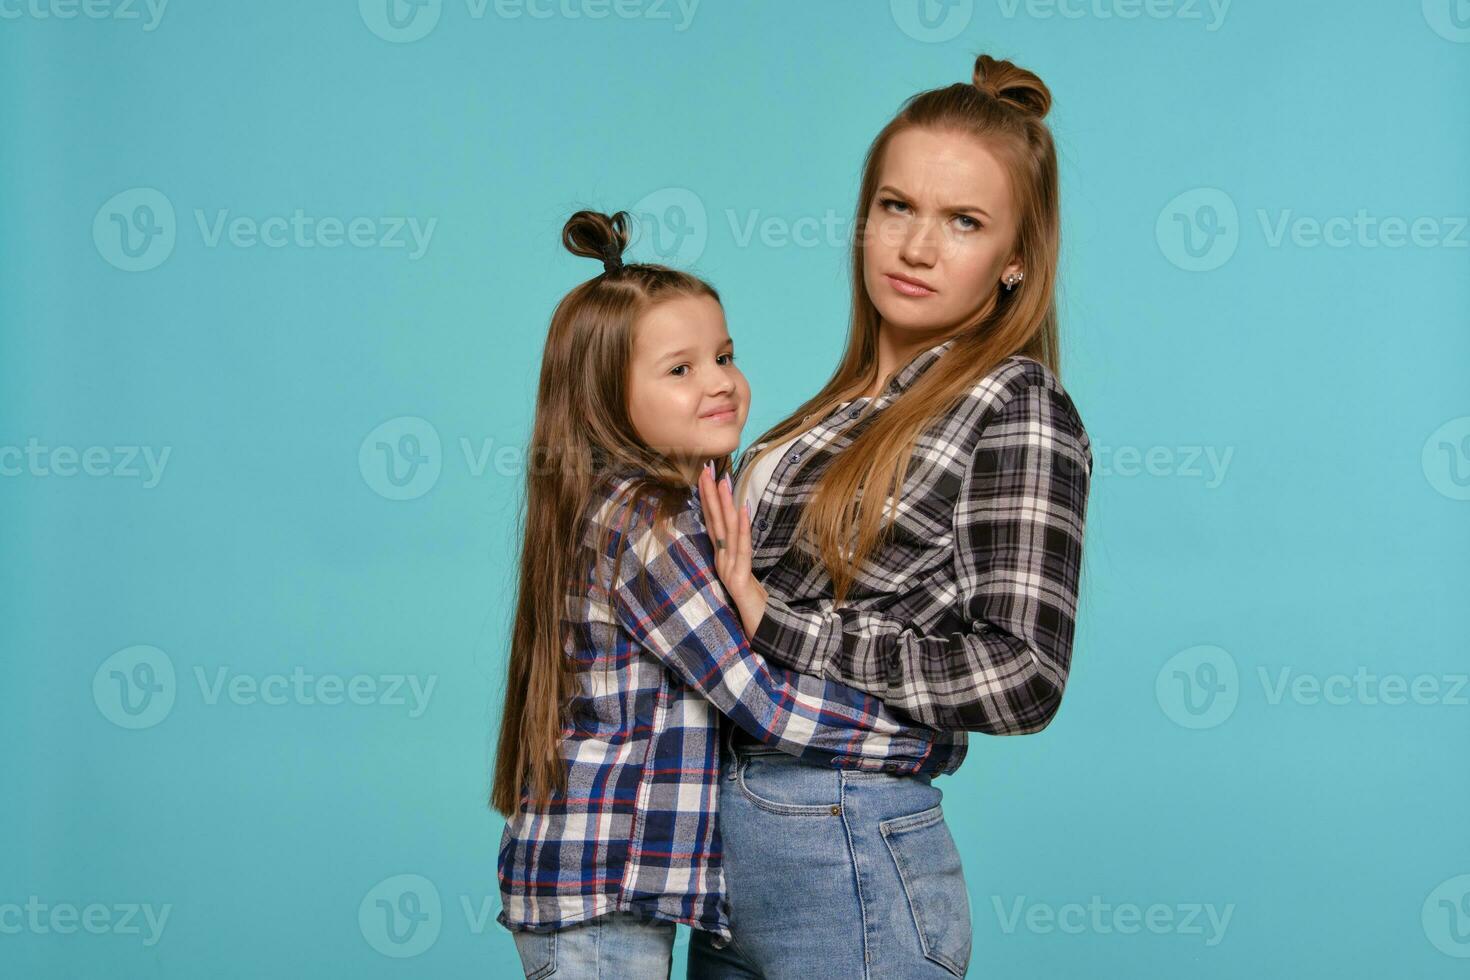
2, 1, 1468, 977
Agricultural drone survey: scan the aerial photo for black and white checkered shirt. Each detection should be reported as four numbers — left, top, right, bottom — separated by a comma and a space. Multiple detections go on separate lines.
733, 336, 1093, 735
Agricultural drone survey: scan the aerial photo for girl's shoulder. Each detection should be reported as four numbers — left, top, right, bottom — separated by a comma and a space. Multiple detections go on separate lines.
585, 473, 700, 548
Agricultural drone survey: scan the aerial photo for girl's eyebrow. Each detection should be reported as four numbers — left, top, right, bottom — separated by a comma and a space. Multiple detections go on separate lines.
657, 338, 735, 363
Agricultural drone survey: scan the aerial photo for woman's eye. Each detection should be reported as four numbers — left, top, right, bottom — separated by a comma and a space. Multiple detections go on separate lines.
880, 197, 909, 214
953, 214, 981, 231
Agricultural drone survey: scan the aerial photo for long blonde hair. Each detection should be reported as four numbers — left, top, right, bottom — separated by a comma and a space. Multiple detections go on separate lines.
740, 53, 1063, 607
489, 209, 730, 816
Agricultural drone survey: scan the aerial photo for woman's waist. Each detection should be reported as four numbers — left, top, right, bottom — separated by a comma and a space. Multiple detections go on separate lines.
729, 724, 966, 775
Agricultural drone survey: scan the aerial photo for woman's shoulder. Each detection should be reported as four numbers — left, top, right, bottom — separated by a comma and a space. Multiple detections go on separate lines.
951, 353, 1091, 461
969, 354, 1085, 421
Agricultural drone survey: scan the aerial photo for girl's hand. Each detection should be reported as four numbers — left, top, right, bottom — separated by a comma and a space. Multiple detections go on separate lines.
698, 460, 768, 637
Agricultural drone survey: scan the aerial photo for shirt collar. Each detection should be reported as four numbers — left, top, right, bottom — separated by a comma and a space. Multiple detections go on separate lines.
884, 335, 959, 397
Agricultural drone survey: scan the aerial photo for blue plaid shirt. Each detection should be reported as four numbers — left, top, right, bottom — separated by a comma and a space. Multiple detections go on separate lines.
496, 472, 964, 948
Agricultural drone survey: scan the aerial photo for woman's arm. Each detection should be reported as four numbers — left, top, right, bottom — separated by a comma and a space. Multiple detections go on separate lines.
748, 382, 1093, 734
606, 496, 940, 772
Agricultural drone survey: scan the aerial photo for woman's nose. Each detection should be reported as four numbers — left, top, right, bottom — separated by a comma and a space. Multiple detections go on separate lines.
899, 221, 938, 266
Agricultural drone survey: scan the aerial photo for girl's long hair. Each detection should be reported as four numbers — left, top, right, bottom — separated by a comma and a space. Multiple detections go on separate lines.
734, 53, 1064, 608
490, 210, 726, 816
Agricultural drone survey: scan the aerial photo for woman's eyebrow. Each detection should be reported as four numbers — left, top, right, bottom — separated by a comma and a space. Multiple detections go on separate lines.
876, 183, 992, 220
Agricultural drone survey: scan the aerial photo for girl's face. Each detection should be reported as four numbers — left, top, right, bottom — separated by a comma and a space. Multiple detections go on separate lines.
860, 126, 1024, 341
626, 293, 749, 484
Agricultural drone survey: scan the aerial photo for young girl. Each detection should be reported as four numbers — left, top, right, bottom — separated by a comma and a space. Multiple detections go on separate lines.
489, 209, 965, 979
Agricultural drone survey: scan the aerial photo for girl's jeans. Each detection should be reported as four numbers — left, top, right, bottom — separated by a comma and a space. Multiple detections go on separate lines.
509, 911, 674, 979
687, 734, 973, 979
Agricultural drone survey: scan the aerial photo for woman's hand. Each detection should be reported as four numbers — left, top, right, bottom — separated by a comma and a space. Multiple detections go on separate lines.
698, 460, 768, 637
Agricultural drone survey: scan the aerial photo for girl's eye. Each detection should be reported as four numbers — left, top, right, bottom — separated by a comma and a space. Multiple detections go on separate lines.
717, 352, 735, 365
672, 353, 735, 376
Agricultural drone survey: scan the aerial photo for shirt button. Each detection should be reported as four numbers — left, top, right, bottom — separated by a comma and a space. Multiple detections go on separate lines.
788, 452, 801, 463
849, 409, 861, 418
883, 762, 900, 773
757, 518, 769, 530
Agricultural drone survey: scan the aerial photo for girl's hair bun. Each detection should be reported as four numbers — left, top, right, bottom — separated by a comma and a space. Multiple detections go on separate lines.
563, 210, 630, 274
972, 53, 1051, 120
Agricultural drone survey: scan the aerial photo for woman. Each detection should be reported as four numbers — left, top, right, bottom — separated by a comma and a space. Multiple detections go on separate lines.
687, 54, 1093, 978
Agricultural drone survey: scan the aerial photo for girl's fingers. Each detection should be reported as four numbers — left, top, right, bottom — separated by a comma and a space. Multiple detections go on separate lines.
739, 502, 752, 567
704, 465, 727, 552
698, 466, 717, 537
721, 476, 741, 559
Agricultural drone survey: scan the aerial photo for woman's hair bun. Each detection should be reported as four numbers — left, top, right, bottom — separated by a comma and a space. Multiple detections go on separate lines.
972, 54, 1051, 120
562, 210, 630, 273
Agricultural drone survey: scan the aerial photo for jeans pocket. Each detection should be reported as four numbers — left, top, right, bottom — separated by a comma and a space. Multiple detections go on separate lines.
510, 927, 557, 979
735, 753, 842, 815
879, 803, 972, 977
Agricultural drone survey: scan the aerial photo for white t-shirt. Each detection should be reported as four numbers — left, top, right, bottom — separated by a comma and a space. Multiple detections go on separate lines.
738, 400, 861, 520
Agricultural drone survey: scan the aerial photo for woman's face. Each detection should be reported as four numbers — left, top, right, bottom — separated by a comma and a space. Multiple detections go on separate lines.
625, 293, 749, 483
860, 126, 1024, 340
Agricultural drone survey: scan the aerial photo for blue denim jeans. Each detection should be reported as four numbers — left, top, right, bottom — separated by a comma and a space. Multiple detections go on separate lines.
508, 910, 674, 979
687, 736, 973, 979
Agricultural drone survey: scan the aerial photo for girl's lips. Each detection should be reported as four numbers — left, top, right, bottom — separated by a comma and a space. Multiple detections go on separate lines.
885, 274, 935, 297
702, 409, 737, 423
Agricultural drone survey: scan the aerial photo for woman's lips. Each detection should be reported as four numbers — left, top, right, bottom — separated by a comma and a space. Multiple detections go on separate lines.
701, 409, 737, 423
885, 274, 935, 297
